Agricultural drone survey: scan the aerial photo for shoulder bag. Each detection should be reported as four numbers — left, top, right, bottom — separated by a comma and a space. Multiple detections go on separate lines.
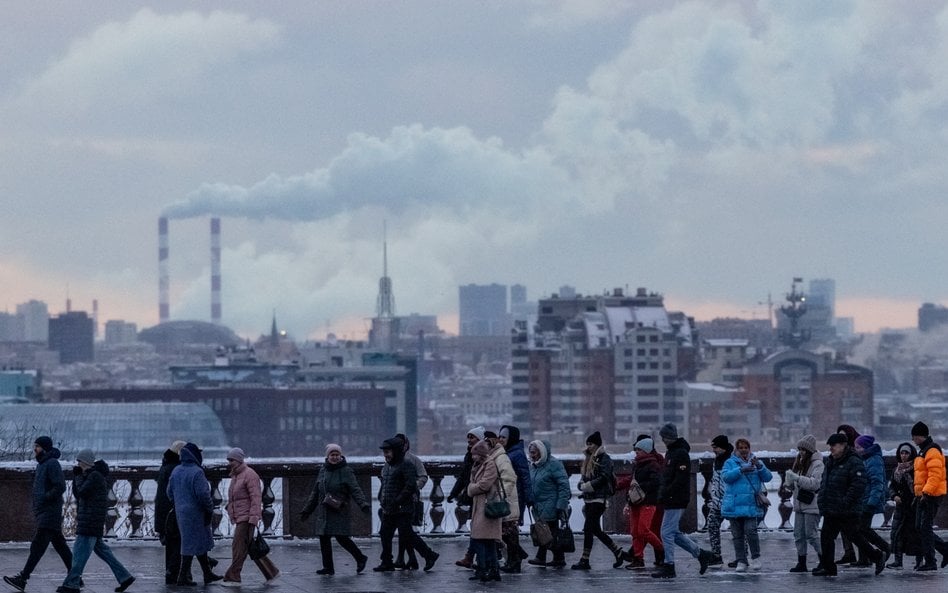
485, 475, 511, 519
626, 480, 646, 506
529, 508, 553, 547
248, 525, 270, 561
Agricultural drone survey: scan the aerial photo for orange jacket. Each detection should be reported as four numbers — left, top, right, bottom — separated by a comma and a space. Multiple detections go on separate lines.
914, 439, 947, 497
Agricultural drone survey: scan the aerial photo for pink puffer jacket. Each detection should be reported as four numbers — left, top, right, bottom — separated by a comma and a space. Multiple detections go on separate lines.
226, 463, 262, 525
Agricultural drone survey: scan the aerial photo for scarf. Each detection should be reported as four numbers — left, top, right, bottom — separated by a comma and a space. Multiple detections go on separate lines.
581, 445, 605, 479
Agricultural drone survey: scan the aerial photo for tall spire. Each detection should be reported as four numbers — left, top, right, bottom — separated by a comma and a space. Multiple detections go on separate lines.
270, 309, 279, 348
377, 222, 395, 319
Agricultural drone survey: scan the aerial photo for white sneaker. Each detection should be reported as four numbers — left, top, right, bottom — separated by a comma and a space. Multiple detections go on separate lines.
734, 562, 748, 573
220, 581, 241, 588
748, 557, 762, 572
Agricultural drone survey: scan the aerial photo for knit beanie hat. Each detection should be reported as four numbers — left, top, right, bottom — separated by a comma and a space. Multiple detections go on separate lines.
634, 438, 654, 453
75, 449, 95, 465
796, 434, 817, 453
34, 436, 53, 451
898, 443, 917, 457
711, 434, 730, 449
325, 443, 342, 457
827, 434, 848, 446
586, 431, 602, 447
912, 421, 930, 437
659, 423, 678, 441
467, 426, 486, 441
170, 440, 187, 454
227, 447, 246, 462
854, 435, 875, 449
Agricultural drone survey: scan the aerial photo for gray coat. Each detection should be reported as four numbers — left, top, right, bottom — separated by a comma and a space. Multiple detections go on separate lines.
301, 459, 370, 536
167, 447, 215, 555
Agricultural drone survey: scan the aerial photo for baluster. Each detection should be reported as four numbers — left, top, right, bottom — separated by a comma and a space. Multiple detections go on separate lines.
428, 475, 445, 533
104, 479, 119, 538
261, 477, 276, 535
210, 477, 224, 537
777, 470, 793, 530
454, 500, 471, 533
127, 478, 144, 538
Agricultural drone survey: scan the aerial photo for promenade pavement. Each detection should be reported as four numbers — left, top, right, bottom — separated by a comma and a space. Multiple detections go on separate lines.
2, 532, 947, 593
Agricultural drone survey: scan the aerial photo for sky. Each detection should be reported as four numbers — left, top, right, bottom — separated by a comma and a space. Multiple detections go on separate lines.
1, 1, 947, 339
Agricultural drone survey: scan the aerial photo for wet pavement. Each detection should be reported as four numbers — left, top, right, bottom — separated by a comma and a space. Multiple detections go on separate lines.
2, 531, 948, 593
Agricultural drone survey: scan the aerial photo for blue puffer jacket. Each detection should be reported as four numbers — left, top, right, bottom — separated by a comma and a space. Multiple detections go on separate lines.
529, 440, 570, 522
505, 439, 534, 514
860, 443, 886, 514
32, 447, 66, 529
721, 452, 772, 519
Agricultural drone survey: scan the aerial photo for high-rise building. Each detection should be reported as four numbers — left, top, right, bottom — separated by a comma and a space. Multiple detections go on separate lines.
103, 320, 139, 345
459, 284, 508, 336
16, 300, 49, 342
48, 311, 94, 363
0, 312, 18, 341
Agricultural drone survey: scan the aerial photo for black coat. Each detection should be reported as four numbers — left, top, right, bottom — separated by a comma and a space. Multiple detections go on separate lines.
448, 448, 474, 505
379, 449, 418, 516
32, 448, 66, 529
659, 438, 692, 509
634, 452, 663, 505
73, 460, 111, 537
154, 449, 180, 537
818, 448, 866, 517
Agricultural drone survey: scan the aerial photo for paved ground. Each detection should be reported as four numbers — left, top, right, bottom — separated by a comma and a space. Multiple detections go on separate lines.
2, 532, 948, 593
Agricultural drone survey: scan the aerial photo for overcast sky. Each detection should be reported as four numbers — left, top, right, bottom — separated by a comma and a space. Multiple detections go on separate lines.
2, 1, 946, 339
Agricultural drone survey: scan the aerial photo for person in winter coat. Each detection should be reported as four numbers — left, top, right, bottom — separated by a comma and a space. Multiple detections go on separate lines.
499, 425, 533, 521
299, 443, 371, 575
394, 434, 427, 570
617, 437, 664, 569
221, 448, 279, 585
721, 438, 772, 572
887, 442, 922, 569
3, 436, 73, 593
467, 439, 504, 581
449, 426, 482, 567
375, 437, 439, 572
783, 434, 824, 572
155, 441, 185, 584
572, 431, 624, 570
814, 433, 885, 577
488, 433, 522, 572
651, 423, 714, 579
167, 443, 222, 585
527, 439, 571, 568
57, 450, 134, 593
833, 424, 861, 565
706, 434, 733, 567
853, 435, 891, 565
911, 421, 948, 570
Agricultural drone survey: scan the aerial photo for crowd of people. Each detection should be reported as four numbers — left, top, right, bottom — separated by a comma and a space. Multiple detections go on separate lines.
2, 419, 947, 589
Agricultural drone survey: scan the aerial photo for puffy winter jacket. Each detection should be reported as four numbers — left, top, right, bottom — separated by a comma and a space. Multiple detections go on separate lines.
73, 460, 111, 537
859, 443, 886, 514
915, 437, 948, 497
818, 447, 866, 517
504, 437, 534, 513
529, 440, 570, 522
659, 437, 692, 509
791, 455, 823, 515
226, 462, 262, 525
379, 441, 418, 516
617, 450, 663, 505
721, 453, 772, 519
32, 447, 66, 530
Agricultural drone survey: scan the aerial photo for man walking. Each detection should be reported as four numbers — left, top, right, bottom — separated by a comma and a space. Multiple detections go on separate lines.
911, 421, 948, 570
651, 423, 714, 579
4, 436, 72, 592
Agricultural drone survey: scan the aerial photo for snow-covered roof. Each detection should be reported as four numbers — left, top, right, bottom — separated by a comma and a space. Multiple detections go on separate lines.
705, 339, 749, 348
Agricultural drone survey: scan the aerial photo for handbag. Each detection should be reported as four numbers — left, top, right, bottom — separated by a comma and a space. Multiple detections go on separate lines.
626, 480, 646, 506
322, 492, 345, 511
529, 508, 553, 547
553, 517, 575, 553
248, 527, 270, 561
796, 488, 816, 505
484, 477, 511, 519
745, 473, 771, 510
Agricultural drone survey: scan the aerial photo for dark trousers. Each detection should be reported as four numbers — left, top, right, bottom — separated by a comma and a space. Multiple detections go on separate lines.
22, 527, 72, 579
472, 538, 499, 572
859, 512, 890, 556
320, 535, 365, 570
502, 520, 527, 563
916, 495, 948, 563
379, 513, 433, 565
535, 520, 565, 564
162, 533, 181, 582
581, 502, 617, 557
820, 514, 881, 575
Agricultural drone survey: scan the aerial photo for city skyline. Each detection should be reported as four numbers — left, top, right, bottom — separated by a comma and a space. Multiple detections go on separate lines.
2, 3, 946, 338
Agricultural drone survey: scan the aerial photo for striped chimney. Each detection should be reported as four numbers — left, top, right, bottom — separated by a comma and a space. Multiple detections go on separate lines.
159, 217, 169, 324
211, 217, 221, 324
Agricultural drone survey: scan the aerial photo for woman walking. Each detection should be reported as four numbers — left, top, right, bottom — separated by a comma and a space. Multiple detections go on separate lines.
721, 438, 772, 572
887, 442, 921, 569
617, 437, 664, 569
467, 439, 504, 581
527, 440, 571, 568
167, 443, 223, 586
572, 431, 624, 570
784, 435, 823, 572
221, 448, 279, 586
299, 444, 371, 575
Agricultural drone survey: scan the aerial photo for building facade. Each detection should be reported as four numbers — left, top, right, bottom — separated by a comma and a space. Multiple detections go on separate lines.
459, 283, 508, 336
48, 311, 94, 363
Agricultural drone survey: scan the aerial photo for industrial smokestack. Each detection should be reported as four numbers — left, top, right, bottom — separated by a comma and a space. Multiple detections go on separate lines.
210, 217, 221, 324
159, 217, 169, 324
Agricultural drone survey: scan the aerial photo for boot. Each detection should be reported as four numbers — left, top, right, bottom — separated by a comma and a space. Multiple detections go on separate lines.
176, 556, 197, 586
3, 574, 26, 593
654, 547, 665, 567
570, 558, 591, 570
650, 563, 676, 579
625, 556, 645, 569
790, 555, 808, 573
484, 566, 501, 581
500, 558, 522, 573
455, 551, 474, 569
612, 547, 625, 569
197, 554, 223, 584
886, 553, 903, 569
835, 551, 856, 565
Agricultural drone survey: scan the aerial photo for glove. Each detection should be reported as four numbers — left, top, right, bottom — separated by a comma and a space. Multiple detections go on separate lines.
784, 470, 798, 484
580, 482, 594, 494
557, 509, 569, 522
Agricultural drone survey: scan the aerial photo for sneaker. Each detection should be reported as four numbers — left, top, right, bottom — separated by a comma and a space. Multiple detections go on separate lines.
570, 559, 591, 570
423, 552, 439, 572
3, 575, 26, 593
527, 558, 547, 567
886, 560, 902, 570
114, 576, 135, 593
734, 562, 748, 573
650, 563, 676, 579
748, 557, 762, 572
727, 560, 738, 568
264, 573, 280, 586
707, 554, 723, 566
219, 581, 241, 588
316, 568, 334, 575
612, 549, 625, 569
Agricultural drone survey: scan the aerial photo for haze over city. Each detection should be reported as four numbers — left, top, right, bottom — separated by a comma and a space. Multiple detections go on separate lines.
1, 2, 945, 338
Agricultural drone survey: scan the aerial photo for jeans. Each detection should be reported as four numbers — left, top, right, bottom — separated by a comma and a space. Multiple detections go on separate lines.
22, 527, 72, 579
581, 502, 617, 556
472, 538, 499, 572
660, 508, 700, 565
62, 536, 131, 590
379, 513, 433, 564
793, 512, 820, 557
729, 517, 760, 563
630, 505, 663, 558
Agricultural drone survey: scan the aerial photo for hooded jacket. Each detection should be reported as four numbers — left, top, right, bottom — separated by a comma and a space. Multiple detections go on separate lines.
301, 457, 370, 536
73, 459, 111, 537
914, 436, 947, 497
818, 446, 866, 517
858, 442, 886, 514
32, 446, 66, 529
167, 446, 215, 555
889, 442, 917, 505
529, 440, 570, 522
721, 451, 773, 519
501, 425, 533, 512
659, 437, 692, 509
154, 448, 180, 538
488, 442, 520, 521
379, 437, 418, 515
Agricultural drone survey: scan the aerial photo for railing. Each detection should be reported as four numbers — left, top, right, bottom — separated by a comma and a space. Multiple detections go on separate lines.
0, 453, 936, 542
